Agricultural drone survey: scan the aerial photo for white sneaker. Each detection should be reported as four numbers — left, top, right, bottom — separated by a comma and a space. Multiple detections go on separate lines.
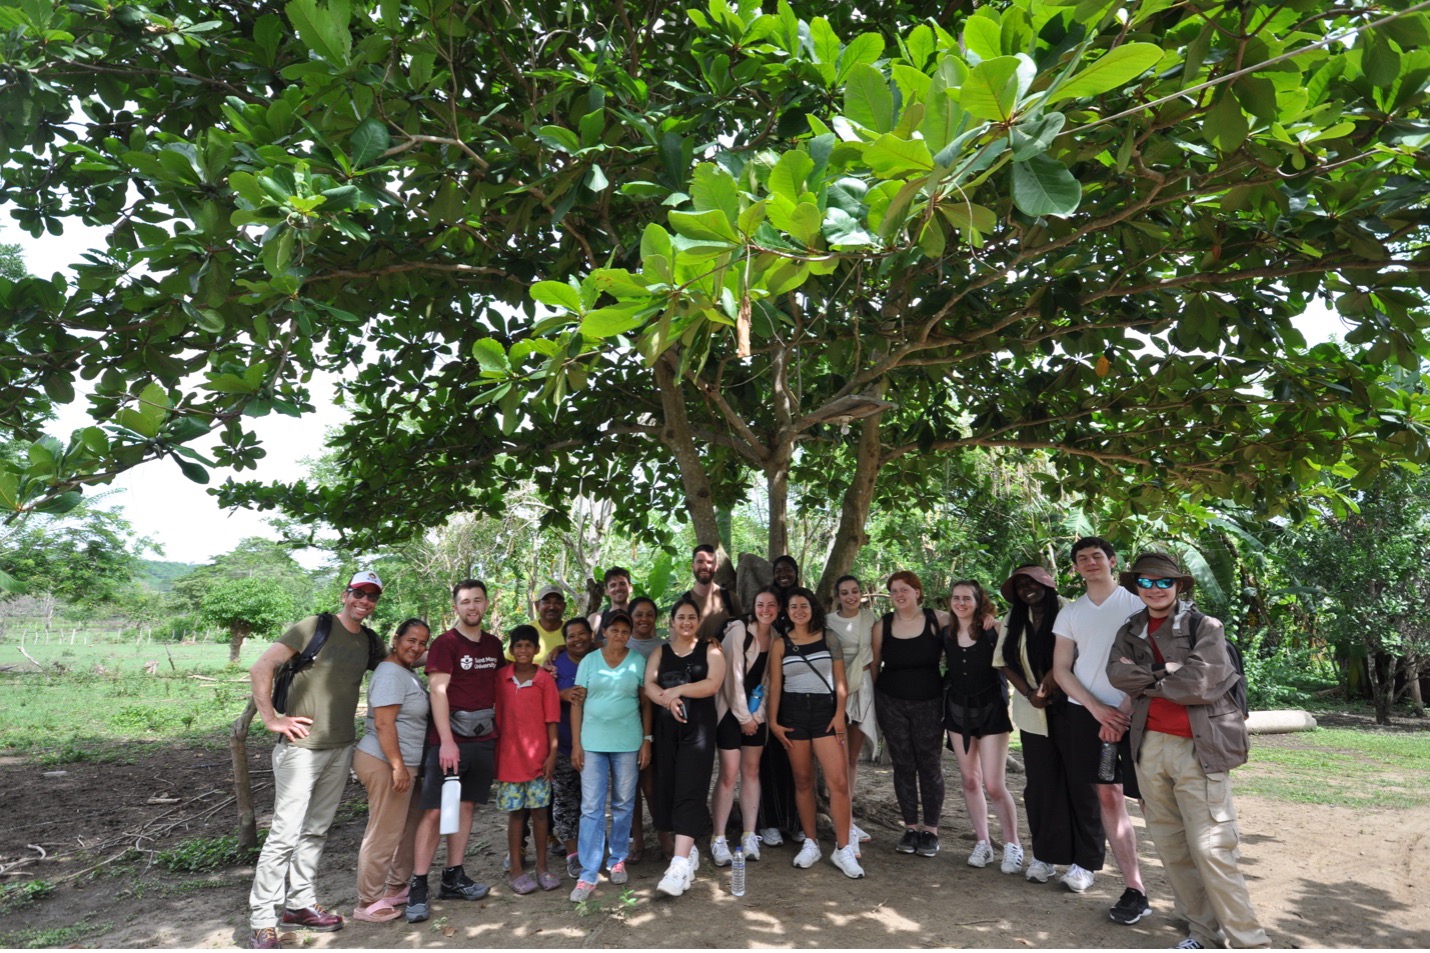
1001, 842, 1025, 874
740, 832, 761, 862
688, 845, 700, 876
711, 836, 732, 867
657, 857, 688, 897
791, 838, 821, 869
852, 823, 872, 843
1061, 863, 1095, 893
849, 826, 862, 859
758, 827, 783, 847
1026, 858, 1057, 883
967, 840, 995, 868
830, 843, 865, 879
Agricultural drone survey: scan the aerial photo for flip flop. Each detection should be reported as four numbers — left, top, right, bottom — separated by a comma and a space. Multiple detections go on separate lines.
537, 871, 562, 891
508, 872, 538, 895
352, 901, 401, 923
381, 887, 409, 905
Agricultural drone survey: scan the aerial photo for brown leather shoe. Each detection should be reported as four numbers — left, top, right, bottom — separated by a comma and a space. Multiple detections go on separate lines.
249, 927, 281, 949
282, 904, 344, 932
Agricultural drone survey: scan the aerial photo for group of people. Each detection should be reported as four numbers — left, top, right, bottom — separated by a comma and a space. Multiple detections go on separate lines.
243, 538, 1268, 951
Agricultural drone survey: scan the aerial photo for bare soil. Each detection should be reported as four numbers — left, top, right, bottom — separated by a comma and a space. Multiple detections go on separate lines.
3, 714, 1428, 949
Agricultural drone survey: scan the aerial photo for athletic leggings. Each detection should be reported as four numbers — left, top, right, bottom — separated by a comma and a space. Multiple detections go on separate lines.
875, 692, 945, 827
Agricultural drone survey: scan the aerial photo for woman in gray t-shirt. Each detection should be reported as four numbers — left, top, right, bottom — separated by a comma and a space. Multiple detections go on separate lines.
353, 619, 431, 921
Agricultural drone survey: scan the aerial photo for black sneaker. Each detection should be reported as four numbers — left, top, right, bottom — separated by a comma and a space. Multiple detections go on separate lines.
439, 864, 490, 900
916, 830, 940, 857
1110, 887, 1152, 924
406, 875, 430, 923
896, 828, 919, 854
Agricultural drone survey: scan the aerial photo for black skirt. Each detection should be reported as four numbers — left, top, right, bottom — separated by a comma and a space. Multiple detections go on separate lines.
944, 690, 1013, 752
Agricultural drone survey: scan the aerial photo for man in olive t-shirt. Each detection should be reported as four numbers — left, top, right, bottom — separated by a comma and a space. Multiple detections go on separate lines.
245, 571, 385, 950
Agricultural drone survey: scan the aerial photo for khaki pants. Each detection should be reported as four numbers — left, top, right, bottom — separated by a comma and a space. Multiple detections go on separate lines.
248, 743, 354, 929
1137, 731, 1270, 949
352, 749, 422, 904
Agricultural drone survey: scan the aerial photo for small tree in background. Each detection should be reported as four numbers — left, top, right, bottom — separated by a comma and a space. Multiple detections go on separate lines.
199, 577, 297, 664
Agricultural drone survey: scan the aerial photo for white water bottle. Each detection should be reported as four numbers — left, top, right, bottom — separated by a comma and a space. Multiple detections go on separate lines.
731, 847, 746, 897
439, 773, 461, 834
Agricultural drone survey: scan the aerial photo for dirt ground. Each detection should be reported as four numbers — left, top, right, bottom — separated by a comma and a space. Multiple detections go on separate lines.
3, 714, 1428, 950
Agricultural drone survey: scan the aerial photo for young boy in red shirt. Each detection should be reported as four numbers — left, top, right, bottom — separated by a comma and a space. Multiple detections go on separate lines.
495, 625, 561, 893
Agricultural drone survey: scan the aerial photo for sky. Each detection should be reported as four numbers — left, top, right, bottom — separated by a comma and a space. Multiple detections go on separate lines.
4, 220, 1351, 569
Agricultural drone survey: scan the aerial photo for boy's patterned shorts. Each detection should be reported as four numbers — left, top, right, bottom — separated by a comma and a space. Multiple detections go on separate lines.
496, 777, 551, 812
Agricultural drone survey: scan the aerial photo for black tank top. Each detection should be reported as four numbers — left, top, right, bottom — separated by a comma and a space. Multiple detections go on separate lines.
943, 626, 1004, 701
656, 640, 716, 721
878, 609, 943, 701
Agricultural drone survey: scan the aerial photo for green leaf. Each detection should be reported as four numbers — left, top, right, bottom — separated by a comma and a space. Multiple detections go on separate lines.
42, 373, 75, 404
349, 117, 389, 169
175, 457, 211, 484
1050, 43, 1162, 102
863, 134, 934, 176
844, 63, 894, 133
690, 162, 740, 227
768, 150, 814, 203
823, 207, 877, 246
1010, 153, 1081, 217
0, 472, 19, 512
962, 13, 1002, 61
959, 55, 1035, 123
538, 125, 581, 153
1233, 76, 1278, 123
668, 209, 740, 244
1203, 91, 1249, 153
1009, 111, 1065, 160
284, 0, 352, 65
580, 304, 648, 338
471, 338, 510, 374
531, 280, 582, 312
837, 33, 886, 83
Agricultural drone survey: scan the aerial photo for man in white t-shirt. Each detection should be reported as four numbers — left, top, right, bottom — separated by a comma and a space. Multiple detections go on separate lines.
1051, 537, 1151, 926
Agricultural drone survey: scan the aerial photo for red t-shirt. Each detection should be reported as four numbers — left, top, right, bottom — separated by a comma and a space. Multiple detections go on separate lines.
1145, 616, 1193, 738
494, 667, 560, 783
425, 628, 507, 743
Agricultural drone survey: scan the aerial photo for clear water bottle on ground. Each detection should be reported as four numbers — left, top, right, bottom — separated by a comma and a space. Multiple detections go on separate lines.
731, 847, 745, 897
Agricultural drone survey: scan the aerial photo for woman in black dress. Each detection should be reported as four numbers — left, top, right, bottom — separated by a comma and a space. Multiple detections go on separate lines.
644, 596, 725, 898
944, 580, 1022, 873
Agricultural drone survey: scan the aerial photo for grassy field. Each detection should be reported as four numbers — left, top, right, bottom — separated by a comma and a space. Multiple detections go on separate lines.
0, 637, 268, 758
1238, 727, 1430, 810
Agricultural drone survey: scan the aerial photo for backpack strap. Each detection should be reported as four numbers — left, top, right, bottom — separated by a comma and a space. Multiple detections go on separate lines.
295, 613, 334, 671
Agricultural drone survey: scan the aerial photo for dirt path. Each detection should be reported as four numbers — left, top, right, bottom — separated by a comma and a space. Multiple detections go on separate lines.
3, 730, 1428, 949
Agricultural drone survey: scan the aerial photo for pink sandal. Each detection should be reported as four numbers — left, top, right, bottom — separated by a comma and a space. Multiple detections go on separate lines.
509, 872, 538, 895
352, 900, 401, 923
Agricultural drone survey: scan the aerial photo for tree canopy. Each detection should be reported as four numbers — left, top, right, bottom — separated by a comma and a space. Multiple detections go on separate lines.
3, 0, 1430, 589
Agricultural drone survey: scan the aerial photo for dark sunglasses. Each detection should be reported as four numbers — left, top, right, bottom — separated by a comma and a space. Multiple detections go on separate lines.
1134, 577, 1177, 590
347, 588, 382, 601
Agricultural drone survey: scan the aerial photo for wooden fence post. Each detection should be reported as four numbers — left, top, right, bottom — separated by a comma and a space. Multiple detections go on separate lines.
231, 698, 260, 852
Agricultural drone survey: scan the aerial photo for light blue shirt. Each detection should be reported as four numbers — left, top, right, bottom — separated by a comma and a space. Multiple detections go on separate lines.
575, 649, 646, 753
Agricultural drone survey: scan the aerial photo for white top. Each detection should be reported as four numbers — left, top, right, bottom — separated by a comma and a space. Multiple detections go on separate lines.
826, 607, 874, 697
1052, 587, 1142, 708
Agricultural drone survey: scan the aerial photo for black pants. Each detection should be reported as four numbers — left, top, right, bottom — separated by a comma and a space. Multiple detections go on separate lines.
651, 707, 715, 838
759, 733, 797, 833
875, 692, 945, 828
1041, 706, 1107, 870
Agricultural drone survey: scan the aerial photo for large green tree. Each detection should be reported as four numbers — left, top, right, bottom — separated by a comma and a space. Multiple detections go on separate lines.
3, 0, 1430, 589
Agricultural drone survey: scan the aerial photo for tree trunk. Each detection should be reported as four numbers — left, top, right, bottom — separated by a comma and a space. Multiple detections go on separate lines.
814, 398, 885, 605
1367, 651, 1393, 726
231, 698, 260, 851
1402, 654, 1425, 717
766, 454, 791, 562
654, 354, 726, 562
228, 622, 250, 664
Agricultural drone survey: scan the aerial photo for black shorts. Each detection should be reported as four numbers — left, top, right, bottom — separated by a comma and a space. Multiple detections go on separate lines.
944, 693, 1013, 739
777, 692, 837, 741
716, 710, 769, 750
1063, 703, 1141, 800
417, 738, 496, 809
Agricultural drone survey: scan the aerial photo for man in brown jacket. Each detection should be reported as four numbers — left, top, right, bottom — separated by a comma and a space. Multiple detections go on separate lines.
1107, 552, 1270, 950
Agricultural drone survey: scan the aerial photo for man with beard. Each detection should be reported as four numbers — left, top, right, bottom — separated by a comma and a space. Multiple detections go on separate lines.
681, 544, 739, 633
246, 571, 387, 949
406, 580, 506, 923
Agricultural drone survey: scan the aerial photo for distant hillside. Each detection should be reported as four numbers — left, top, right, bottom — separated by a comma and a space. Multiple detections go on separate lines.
138, 559, 198, 592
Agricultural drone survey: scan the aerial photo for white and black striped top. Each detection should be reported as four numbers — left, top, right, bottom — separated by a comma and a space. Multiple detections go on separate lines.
781, 632, 835, 695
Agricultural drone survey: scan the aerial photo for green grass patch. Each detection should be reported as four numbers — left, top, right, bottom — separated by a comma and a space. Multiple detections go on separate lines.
0, 880, 53, 915
1240, 728, 1430, 809
0, 922, 111, 949
155, 833, 263, 873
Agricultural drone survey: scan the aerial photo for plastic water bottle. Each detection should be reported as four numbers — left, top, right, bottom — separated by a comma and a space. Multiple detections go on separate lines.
730, 847, 745, 897
748, 684, 764, 715
439, 773, 462, 834
1097, 741, 1118, 782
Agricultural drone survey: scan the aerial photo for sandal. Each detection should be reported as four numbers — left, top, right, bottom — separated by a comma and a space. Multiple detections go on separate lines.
381, 887, 409, 905
352, 901, 401, 923
627, 839, 644, 865
537, 871, 562, 891
508, 872, 538, 895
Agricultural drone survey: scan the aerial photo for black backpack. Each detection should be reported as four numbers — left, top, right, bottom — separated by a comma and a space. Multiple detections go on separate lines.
271, 613, 382, 713
1186, 610, 1249, 719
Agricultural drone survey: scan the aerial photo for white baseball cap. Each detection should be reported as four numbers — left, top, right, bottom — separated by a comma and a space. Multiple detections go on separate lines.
348, 570, 383, 591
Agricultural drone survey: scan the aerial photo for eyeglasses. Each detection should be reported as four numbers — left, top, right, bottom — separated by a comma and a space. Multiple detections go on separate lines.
1134, 577, 1177, 590
347, 588, 382, 602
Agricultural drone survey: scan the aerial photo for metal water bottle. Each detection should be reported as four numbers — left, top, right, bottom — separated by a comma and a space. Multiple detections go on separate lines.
439, 773, 461, 834
1097, 741, 1118, 782
730, 847, 746, 897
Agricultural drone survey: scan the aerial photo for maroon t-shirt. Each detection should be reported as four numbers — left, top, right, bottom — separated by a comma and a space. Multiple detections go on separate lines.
425, 627, 508, 743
